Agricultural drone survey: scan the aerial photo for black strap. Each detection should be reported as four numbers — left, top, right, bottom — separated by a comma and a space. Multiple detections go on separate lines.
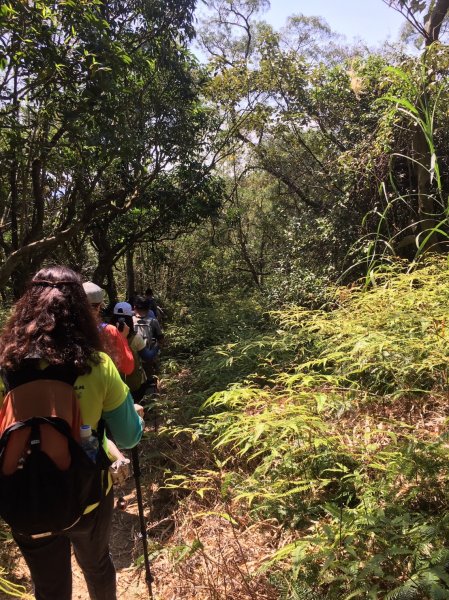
96, 418, 106, 441
0, 417, 72, 456
2, 416, 71, 437
3, 363, 78, 390
29, 420, 41, 452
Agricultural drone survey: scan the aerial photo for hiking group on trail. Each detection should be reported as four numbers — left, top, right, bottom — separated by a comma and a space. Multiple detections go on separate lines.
84, 282, 165, 404
0, 266, 165, 600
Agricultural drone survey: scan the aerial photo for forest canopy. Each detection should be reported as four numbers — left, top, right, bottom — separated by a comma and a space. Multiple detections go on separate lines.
1, 0, 449, 303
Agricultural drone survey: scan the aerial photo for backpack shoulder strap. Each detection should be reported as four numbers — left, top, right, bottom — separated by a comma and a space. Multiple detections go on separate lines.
3, 363, 78, 391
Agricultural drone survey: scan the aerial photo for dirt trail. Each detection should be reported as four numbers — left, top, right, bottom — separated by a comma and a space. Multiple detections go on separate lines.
0, 396, 280, 600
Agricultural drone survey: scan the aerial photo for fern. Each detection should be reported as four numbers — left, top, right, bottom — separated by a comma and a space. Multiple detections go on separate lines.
164, 257, 449, 598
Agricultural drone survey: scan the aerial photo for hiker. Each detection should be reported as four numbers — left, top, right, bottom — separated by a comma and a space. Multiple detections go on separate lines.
82, 282, 133, 485
133, 295, 164, 351
0, 266, 144, 600
133, 296, 164, 391
144, 288, 160, 319
83, 281, 134, 376
110, 301, 156, 403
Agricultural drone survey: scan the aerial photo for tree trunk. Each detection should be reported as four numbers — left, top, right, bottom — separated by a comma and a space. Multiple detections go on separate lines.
104, 266, 118, 307
0, 225, 77, 293
92, 224, 116, 290
414, 0, 449, 251
424, 0, 449, 42
126, 249, 135, 301
10, 65, 19, 253
414, 123, 439, 250
93, 257, 111, 287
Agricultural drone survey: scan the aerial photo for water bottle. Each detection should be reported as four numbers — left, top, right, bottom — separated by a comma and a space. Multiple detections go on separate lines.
80, 425, 99, 462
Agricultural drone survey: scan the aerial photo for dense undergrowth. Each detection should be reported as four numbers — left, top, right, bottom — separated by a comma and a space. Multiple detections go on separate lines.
3, 259, 449, 599
160, 258, 449, 600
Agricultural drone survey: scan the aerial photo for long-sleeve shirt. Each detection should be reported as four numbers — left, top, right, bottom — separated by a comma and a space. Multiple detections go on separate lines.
73, 352, 143, 447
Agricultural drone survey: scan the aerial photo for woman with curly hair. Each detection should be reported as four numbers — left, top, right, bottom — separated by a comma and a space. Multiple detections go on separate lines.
0, 265, 143, 600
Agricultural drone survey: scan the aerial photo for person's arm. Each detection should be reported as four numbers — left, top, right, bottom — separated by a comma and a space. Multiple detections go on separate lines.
103, 391, 144, 449
107, 438, 127, 462
100, 354, 143, 449
151, 319, 164, 344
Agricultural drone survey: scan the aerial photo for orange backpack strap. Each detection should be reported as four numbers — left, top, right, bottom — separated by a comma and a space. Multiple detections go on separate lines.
0, 365, 81, 475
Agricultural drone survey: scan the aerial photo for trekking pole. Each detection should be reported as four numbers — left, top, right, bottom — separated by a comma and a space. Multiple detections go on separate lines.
131, 446, 154, 598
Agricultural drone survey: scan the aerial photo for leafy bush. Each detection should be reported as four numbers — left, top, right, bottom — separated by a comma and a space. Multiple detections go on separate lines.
166, 293, 266, 357
166, 258, 449, 598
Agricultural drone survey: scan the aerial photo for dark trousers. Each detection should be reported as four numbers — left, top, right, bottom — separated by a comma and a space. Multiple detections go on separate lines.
13, 490, 116, 600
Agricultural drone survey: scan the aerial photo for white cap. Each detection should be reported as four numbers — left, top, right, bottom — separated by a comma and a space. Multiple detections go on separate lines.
113, 302, 133, 316
83, 282, 104, 304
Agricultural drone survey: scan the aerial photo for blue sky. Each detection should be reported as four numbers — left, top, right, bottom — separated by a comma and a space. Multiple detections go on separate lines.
264, 0, 406, 46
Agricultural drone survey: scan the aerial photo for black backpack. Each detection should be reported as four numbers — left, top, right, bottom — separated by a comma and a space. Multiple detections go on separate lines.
0, 364, 111, 537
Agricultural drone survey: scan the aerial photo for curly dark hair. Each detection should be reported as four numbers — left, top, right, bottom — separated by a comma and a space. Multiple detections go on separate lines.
0, 266, 103, 374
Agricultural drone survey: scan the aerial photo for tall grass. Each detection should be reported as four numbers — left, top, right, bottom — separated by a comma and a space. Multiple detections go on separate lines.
346, 52, 449, 283
166, 258, 449, 599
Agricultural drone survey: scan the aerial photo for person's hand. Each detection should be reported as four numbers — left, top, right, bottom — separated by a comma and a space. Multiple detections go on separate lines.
134, 403, 144, 418
117, 322, 130, 338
